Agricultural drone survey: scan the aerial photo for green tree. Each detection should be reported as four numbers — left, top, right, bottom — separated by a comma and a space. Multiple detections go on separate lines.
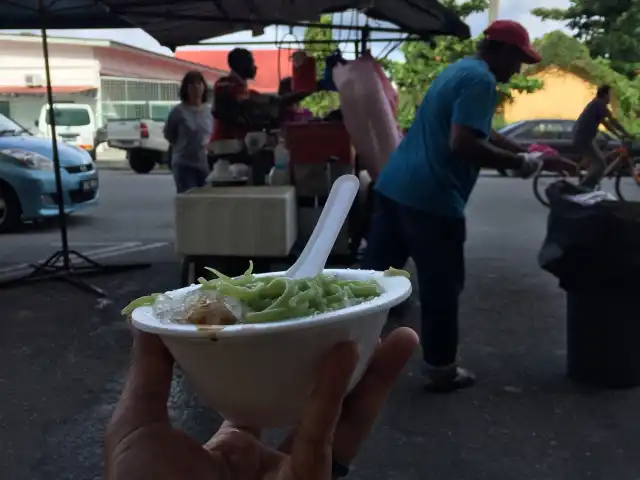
300, 15, 340, 116
389, 0, 542, 129
532, 0, 640, 77
532, 30, 592, 67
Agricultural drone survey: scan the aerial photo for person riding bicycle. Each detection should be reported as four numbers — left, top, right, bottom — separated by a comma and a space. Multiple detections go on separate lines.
574, 84, 633, 189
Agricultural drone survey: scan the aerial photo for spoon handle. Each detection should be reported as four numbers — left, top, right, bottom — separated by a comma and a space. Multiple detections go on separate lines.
286, 174, 360, 279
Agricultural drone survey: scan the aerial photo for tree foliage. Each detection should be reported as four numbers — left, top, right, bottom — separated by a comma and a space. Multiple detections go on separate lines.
300, 15, 340, 117
388, 0, 542, 129
532, 0, 640, 77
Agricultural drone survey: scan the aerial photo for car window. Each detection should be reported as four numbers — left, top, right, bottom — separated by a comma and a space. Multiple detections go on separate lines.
47, 108, 91, 127
0, 113, 30, 135
516, 121, 573, 140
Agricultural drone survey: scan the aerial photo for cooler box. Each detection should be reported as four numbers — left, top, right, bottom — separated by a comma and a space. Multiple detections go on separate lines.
175, 186, 297, 257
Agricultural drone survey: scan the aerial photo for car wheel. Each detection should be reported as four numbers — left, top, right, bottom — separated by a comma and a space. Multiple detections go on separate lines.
0, 181, 22, 233
128, 150, 156, 174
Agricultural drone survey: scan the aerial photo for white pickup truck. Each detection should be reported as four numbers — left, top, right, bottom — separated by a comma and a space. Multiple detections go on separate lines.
106, 119, 170, 173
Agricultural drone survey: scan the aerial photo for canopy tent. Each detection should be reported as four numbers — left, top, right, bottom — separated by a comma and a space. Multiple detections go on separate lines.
0, 0, 131, 29
97, 0, 470, 49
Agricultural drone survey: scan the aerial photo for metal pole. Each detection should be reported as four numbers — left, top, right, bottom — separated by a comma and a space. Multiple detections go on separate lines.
197, 37, 413, 46
39, 0, 70, 269
488, 0, 500, 23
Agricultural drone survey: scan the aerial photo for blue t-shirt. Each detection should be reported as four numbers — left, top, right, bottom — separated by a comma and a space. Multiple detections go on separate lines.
375, 57, 497, 218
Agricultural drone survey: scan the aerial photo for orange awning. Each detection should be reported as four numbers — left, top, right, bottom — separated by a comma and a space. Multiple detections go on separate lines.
0, 86, 95, 95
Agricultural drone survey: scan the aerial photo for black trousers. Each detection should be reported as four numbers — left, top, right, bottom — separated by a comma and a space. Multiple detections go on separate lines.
361, 193, 466, 367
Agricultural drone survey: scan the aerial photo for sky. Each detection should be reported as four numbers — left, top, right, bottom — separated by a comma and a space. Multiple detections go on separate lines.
1, 0, 571, 60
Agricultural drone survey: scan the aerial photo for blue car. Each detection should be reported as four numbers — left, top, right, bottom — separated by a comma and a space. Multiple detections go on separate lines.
0, 112, 99, 232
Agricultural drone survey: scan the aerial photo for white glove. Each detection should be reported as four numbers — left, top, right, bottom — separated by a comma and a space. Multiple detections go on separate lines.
513, 152, 543, 179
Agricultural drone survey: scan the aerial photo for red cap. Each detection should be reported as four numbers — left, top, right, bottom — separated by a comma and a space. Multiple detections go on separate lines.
484, 20, 541, 64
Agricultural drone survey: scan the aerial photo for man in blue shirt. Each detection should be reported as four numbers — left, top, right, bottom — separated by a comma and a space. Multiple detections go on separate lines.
363, 20, 554, 392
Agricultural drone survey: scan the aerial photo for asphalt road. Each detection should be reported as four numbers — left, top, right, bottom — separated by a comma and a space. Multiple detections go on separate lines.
2, 171, 640, 480
0, 169, 175, 278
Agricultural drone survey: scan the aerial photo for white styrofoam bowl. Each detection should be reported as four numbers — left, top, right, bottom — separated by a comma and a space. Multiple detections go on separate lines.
131, 269, 412, 428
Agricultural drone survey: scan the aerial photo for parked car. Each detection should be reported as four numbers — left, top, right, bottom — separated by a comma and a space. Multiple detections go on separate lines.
106, 118, 170, 174
495, 119, 639, 176
0, 113, 99, 233
36, 103, 100, 161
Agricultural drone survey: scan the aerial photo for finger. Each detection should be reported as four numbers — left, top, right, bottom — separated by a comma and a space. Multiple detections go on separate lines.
289, 342, 359, 478
332, 327, 419, 465
216, 420, 262, 440
106, 331, 174, 447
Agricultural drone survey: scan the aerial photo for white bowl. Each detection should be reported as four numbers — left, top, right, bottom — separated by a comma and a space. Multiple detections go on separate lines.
131, 269, 412, 428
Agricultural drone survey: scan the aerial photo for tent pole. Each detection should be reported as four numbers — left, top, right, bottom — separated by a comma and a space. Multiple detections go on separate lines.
40, 5, 70, 270
0, 0, 151, 297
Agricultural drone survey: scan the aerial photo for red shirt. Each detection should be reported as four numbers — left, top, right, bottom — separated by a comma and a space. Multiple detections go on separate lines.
212, 74, 259, 141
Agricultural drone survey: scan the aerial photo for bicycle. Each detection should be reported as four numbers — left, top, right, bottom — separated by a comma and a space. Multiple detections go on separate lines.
532, 140, 640, 207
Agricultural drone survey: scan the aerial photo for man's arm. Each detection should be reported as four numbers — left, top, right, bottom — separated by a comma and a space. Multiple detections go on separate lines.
163, 107, 181, 145
604, 110, 632, 138
449, 77, 524, 171
451, 126, 524, 170
213, 89, 250, 125
279, 91, 313, 106
489, 130, 527, 153
212, 78, 267, 126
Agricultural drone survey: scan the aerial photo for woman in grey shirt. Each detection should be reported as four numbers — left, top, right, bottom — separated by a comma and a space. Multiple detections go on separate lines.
164, 71, 214, 193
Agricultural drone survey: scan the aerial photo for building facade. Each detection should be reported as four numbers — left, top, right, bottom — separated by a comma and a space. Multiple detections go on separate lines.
503, 66, 612, 123
0, 33, 226, 131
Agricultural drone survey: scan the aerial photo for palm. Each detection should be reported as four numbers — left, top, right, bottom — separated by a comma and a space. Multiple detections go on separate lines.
106, 328, 418, 480
109, 421, 327, 480
108, 424, 224, 479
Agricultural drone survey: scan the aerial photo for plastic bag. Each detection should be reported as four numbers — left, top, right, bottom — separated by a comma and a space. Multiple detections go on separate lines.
332, 55, 401, 180
538, 181, 640, 291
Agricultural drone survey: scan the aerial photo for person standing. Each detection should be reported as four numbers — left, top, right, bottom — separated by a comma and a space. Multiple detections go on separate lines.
210, 48, 260, 157
164, 70, 213, 193
362, 20, 561, 392
573, 84, 633, 190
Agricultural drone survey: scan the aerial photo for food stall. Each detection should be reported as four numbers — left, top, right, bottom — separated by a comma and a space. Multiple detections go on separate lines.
98, 0, 470, 285
176, 119, 358, 285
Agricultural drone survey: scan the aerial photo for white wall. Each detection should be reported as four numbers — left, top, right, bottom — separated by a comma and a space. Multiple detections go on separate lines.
0, 39, 99, 131
0, 40, 100, 88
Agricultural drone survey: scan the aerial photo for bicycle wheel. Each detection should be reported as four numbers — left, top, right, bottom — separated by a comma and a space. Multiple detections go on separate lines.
533, 170, 570, 208
614, 159, 640, 201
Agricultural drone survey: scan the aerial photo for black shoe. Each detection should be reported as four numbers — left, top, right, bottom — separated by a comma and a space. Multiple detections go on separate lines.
423, 366, 476, 393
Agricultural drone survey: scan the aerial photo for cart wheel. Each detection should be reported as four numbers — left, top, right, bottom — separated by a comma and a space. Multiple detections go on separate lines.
180, 257, 196, 286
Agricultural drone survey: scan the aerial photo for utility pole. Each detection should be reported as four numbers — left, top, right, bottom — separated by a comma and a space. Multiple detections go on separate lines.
488, 0, 500, 23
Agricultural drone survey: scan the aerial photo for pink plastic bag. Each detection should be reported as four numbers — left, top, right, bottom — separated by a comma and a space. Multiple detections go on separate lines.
333, 55, 401, 180
528, 143, 558, 156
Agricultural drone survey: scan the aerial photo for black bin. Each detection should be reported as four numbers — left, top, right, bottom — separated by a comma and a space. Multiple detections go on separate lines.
539, 181, 640, 388
566, 290, 640, 388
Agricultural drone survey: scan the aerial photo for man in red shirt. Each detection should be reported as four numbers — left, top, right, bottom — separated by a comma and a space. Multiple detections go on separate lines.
211, 48, 314, 156
210, 48, 262, 155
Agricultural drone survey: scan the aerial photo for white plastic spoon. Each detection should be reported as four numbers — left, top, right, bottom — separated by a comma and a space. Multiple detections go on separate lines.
286, 174, 360, 279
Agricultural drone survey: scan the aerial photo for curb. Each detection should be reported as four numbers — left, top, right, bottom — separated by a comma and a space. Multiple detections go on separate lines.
96, 161, 130, 171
